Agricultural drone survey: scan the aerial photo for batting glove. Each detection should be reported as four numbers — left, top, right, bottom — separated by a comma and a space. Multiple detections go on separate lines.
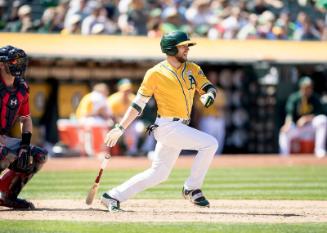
200, 92, 215, 108
105, 124, 124, 147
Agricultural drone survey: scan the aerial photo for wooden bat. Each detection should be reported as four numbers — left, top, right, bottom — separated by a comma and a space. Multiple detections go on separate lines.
85, 153, 111, 205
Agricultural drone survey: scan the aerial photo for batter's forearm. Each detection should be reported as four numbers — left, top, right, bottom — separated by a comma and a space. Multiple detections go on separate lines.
118, 107, 139, 130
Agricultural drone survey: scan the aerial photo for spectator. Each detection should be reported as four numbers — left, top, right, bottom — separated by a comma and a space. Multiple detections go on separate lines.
185, 0, 216, 30
61, 14, 82, 34
64, 0, 88, 29
0, 0, 326, 40
279, 77, 327, 158
237, 13, 258, 39
52, 0, 70, 32
126, 0, 148, 35
6, 0, 21, 23
5, 4, 33, 32
75, 82, 113, 156
220, 6, 242, 39
0, 0, 6, 30
75, 82, 112, 124
36, 7, 57, 33
293, 17, 320, 40
107, 79, 144, 156
81, 2, 105, 35
194, 71, 226, 154
161, 7, 189, 34
147, 8, 162, 38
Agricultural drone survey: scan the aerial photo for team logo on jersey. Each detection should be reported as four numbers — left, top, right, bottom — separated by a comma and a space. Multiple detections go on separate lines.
8, 96, 18, 109
187, 71, 196, 90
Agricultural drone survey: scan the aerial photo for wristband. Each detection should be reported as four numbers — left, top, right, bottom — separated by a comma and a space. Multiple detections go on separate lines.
115, 124, 125, 132
21, 132, 32, 146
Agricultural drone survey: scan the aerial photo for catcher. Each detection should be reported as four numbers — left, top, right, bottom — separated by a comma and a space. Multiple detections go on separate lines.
0, 45, 47, 209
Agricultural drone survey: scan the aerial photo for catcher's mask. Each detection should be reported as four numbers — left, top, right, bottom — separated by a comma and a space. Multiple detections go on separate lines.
0, 45, 28, 77
160, 31, 196, 56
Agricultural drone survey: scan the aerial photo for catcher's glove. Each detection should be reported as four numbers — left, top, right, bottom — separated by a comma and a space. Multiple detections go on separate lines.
16, 145, 33, 171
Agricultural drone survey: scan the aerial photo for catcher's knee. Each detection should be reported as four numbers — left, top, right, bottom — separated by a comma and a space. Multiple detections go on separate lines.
30, 146, 48, 171
0, 146, 17, 171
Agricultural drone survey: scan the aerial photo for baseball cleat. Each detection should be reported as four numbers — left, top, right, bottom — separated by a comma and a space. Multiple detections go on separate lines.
182, 187, 210, 207
101, 193, 122, 212
0, 195, 35, 210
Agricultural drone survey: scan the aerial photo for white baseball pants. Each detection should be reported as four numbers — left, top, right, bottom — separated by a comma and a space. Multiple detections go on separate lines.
108, 117, 218, 202
279, 114, 327, 157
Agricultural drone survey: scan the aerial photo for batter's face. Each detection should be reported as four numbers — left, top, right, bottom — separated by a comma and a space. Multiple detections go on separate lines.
175, 44, 189, 63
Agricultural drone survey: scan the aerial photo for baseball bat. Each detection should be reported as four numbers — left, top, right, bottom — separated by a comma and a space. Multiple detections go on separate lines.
85, 153, 111, 205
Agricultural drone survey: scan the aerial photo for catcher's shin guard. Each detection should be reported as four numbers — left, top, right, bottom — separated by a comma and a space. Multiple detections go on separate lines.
0, 146, 47, 209
0, 170, 35, 209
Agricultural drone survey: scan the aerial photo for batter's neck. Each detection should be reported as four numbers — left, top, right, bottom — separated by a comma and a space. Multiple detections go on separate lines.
166, 57, 183, 69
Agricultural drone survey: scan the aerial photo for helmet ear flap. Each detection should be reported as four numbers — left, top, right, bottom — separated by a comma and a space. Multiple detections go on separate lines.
165, 46, 178, 56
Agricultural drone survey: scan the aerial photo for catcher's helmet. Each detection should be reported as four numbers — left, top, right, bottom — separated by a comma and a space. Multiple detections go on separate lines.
0, 45, 28, 76
160, 31, 196, 56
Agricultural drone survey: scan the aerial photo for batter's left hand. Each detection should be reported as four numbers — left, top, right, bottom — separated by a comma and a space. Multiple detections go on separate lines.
200, 92, 215, 108
105, 125, 124, 147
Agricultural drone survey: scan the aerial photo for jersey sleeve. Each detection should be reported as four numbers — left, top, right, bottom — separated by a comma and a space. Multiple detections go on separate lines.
138, 69, 155, 97
19, 93, 30, 117
193, 64, 212, 95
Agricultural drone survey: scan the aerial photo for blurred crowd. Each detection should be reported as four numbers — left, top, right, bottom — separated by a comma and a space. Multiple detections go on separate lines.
0, 0, 327, 40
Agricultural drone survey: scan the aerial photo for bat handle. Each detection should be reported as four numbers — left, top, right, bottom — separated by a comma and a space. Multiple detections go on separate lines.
95, 169, 103, 183
101, 154, 110, 169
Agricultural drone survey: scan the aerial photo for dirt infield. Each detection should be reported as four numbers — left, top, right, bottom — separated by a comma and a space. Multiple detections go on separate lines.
1, 199, 327, 223
42, 155, 327, 171
1, 155, 326, 223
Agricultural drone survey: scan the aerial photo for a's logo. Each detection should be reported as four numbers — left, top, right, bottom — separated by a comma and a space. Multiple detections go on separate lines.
187, 74, 196, 90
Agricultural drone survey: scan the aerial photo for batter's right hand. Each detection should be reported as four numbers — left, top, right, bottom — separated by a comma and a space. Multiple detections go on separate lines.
105, 124, 124, 147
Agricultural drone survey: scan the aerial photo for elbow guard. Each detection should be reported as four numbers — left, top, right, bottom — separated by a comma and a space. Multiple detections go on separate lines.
131, 94, 150, 114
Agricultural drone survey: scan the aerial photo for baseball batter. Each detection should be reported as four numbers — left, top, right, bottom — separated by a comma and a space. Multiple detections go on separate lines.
102, 31, 218, 212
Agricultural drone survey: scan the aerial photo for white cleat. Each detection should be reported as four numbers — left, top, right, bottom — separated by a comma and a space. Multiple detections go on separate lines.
101, 193, 123, 212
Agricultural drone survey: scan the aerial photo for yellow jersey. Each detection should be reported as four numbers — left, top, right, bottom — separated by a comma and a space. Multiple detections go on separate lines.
108, 92, 136, 119
138, 60, 212, 119
75, 91, 109, 119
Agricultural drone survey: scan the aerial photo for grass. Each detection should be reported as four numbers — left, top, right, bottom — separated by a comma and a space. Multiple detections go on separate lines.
0, 221, 327, 233
21, 165, 327, 200
3, 165, 327, 233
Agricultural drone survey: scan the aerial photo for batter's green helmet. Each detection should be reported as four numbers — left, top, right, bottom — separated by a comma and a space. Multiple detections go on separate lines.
160, 31, 196, 56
